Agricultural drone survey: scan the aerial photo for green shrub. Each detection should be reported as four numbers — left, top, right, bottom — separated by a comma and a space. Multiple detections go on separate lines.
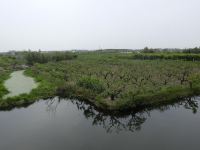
188, 73, 200, 89
77, 76, 105, 93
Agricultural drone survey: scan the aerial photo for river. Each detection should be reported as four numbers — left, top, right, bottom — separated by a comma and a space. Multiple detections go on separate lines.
0, 97, 200, 150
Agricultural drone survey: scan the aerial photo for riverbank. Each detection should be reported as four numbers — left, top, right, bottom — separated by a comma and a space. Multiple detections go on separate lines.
0, 72, 55, 110
9, 52, 200, 111
1, 52, 200, 112
0, 56, 18, 98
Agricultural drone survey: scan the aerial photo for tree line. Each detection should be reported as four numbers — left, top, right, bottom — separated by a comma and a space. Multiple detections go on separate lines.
25, 51, 77, 65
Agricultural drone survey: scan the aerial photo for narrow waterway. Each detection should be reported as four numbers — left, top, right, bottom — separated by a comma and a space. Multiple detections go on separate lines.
3, 70, 38, 98
0, 97, 200, 150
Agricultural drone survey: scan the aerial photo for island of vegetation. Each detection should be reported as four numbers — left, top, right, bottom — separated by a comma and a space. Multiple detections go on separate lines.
1, 48, 200, 112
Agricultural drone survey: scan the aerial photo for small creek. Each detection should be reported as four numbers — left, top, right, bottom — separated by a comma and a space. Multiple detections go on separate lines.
3, 70, 38, 98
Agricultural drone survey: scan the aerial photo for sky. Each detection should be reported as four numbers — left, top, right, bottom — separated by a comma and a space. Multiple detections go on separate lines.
0, 0, 200, 52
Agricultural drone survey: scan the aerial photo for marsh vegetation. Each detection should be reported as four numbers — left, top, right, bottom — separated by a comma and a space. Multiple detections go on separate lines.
1, 49, 200, 112
1, 49, 200, 150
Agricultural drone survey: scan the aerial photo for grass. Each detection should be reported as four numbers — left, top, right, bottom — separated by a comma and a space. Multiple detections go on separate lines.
0, 56, 17, 98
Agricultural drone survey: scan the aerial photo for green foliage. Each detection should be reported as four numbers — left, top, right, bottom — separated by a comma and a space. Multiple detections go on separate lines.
188, 73, 200, 89
77, 76, 105, 93
141, 47, 158, 53
20, 52, 200, 111
1, 51, 200, 111
25, 51, 77, 65
182, 47, 200, 54
132, 53, 200, 61
0, 84, 8, 98
0, 56, 19, 99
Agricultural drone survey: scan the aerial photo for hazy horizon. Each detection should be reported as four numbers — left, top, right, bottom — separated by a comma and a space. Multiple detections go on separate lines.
0, 0, 200, 52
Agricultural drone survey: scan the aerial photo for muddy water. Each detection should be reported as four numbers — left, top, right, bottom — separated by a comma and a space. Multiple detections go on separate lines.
3, 70, 38, 98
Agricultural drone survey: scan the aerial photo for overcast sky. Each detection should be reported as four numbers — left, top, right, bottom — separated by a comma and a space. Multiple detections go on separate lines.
0, 0, 200, 51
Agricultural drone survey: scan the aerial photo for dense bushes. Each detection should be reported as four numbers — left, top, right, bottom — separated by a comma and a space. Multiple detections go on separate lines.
132, 53, 200, 61
139, 47, 200, 54
182, 47, 200, 54
0, 84, 8, 98
0, 56, 19, 99
22, 52, 200, 111
25, 51, 77, 65
77, 77, 105, 93
1, 52, 200, 111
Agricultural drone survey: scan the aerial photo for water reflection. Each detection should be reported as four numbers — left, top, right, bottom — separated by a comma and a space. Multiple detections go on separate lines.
45, 97, 61, 113
182, 97, 198, 114
156, 97, 199, 114
44, 96, 199, 133
71, 100, 147, 133
1, 97, 200, 150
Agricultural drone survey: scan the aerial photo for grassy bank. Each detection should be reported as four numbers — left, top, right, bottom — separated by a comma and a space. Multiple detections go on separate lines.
0, 52, 78, 110
0, 56, 19, 98
1, 51, 200, 112
0, 75, 9, 98
0, 71, 57, 110
20, 52, 200, 111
